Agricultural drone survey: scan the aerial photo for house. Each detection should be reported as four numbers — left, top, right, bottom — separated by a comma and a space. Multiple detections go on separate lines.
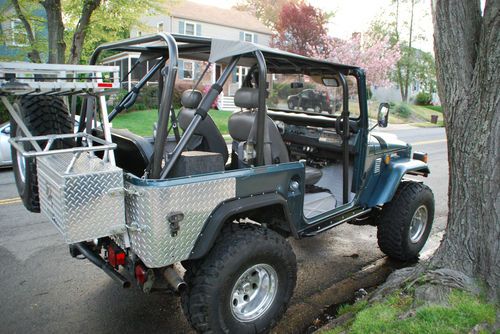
0, 0, 47, 62
102, 1, 272, 110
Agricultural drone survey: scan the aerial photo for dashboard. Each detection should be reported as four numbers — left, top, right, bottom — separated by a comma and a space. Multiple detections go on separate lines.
276, 122, 359, 160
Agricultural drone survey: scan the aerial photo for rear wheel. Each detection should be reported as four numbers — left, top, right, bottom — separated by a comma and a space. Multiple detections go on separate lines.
376, 181, 434, 261
10, 96, 73, 212
182, 224, 297, 334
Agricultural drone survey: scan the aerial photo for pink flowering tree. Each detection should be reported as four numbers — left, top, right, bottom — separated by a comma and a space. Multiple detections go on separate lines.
324, 34, 401, 87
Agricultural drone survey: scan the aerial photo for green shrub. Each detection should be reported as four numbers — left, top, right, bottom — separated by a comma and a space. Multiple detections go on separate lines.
415, 92, 432, 105
0, 101, 9, 123
395, 103, 412, 118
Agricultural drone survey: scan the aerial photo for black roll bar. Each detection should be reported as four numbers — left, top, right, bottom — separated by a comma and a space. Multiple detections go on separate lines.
159, 56, 240, 179
337, 72, 350, 204
254, 50, 267, 166
88, 33, 179, 179
108, 58, 166, 122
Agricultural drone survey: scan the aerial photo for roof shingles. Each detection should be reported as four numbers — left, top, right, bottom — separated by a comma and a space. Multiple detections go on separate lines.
170, 1, 272, 35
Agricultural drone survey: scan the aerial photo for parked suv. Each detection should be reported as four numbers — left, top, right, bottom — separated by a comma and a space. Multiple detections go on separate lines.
287, 88, 340, 113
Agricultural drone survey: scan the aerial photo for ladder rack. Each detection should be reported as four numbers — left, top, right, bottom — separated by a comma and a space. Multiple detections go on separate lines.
0, 62, 120, 96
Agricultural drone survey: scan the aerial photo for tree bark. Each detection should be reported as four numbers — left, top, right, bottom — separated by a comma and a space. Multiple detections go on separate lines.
431, 0, 500, 300
67, 0, 101, 64
11, 0, 42, 63
40, 0, 65, 64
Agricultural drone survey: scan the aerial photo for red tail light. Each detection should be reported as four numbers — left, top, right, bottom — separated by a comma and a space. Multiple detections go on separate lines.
108, 244, 126, 268
97, 82, 113, 88
135, 264, 147, 285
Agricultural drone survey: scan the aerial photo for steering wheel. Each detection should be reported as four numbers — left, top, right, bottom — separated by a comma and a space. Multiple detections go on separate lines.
335, 114, 351, 138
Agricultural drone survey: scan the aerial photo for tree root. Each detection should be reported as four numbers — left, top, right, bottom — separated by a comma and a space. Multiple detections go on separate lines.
369, 263, 481, 306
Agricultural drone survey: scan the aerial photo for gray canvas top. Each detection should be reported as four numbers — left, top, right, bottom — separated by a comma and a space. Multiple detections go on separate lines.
106, 34, 360, 74
208, 38, 359, 72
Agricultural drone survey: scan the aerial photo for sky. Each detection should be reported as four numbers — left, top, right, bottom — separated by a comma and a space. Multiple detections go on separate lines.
190, 0, 435, 52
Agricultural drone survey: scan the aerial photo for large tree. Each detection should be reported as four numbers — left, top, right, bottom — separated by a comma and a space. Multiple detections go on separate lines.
430, 0, 499, 299
5, 0, 164, 64
272, 2, 330, 56
234, 0, 300, 30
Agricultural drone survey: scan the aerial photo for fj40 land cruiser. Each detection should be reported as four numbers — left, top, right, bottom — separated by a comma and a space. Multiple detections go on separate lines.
1, 34, 434, 333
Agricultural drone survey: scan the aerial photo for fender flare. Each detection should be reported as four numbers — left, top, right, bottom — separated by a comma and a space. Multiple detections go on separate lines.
359, 158, 430, 207
188, 193, 294, 260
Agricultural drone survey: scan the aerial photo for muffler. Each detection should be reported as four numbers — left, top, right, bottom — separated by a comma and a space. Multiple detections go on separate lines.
163, 266, 187, 292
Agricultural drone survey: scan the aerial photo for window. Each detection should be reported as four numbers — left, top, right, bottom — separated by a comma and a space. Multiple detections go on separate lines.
185, 22, 195, 36
243, 32, 254, 42
183, 61, 194, 80
10, 19, 28, 46
157, 22, 164, 32
235, 66, 249, 84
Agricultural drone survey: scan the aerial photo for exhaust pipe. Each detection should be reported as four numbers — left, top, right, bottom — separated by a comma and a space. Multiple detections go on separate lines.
163, 266, 187, 292
73, 242, 131, 289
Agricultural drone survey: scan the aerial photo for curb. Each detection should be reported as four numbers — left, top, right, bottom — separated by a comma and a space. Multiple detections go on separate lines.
272, 257, 402, 334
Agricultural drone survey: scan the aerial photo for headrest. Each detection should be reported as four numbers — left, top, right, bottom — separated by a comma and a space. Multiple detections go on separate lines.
181, 90, 202, 109
234, 87, 259, 109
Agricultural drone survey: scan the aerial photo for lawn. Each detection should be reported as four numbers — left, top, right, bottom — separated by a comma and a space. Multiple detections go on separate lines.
112, 109, 233, 136
326, 290, 496, 334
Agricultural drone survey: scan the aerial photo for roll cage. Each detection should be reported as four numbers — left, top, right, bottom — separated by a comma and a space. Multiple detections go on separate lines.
86, 33, 369, 203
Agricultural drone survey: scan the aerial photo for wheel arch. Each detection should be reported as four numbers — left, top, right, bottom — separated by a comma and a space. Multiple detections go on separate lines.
359, 158, 430, 208
188, 193, 295, 260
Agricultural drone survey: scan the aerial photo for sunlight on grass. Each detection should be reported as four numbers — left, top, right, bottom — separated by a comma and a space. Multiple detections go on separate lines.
112, 109, 233, 136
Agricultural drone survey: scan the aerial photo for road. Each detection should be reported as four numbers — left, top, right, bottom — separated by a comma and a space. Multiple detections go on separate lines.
0, 125, 448, 334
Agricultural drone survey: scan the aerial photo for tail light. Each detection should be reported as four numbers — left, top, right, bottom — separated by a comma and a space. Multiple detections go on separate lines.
107, 244, 126, 268
135, 263, 148, 285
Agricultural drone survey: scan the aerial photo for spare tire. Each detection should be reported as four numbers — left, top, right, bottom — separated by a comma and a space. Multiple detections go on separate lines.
10, 96, 73, 212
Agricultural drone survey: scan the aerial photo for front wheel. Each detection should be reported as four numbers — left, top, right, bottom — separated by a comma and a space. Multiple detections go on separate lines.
182, 224, 297, 333
376, 181, 434, 261
287, 101, 295, 109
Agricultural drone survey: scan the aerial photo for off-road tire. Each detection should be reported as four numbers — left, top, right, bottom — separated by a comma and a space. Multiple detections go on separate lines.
10, 96, 73, 212
376, 181, 434, 261
181, 224, 297, 334
287, 101, 295, 110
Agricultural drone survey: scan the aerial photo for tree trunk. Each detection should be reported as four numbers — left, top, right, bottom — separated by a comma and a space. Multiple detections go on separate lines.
40, 0, 65, 64
11, 0, 42, 63
67, 0, 101, 64
430, 0, 500, 300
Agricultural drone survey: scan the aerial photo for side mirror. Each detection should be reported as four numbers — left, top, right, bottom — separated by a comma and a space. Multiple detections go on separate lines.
1, 125, 10, 135
377, 103, 390, 128
290, 82, 304, 89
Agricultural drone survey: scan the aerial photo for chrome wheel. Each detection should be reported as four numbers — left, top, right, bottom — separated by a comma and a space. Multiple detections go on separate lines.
230, 264, 278, 322
16, 149, 26, 183
409, 205, 428, 243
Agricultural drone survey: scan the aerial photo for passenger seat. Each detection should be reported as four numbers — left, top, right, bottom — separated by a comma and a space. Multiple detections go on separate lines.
228, 87, 322, 186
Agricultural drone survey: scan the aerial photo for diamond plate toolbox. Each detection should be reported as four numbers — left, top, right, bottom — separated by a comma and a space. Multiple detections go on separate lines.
125, 177, 236, 268
37, 153, 126, 243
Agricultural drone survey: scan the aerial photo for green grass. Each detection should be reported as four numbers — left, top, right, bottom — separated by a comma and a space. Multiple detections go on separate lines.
423, 105, 443, 113
325, 290, 496, 334
112, 109, 233, 136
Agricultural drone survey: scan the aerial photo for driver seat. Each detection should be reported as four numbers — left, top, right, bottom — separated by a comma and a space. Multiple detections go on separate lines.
228, 87, 322, 186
